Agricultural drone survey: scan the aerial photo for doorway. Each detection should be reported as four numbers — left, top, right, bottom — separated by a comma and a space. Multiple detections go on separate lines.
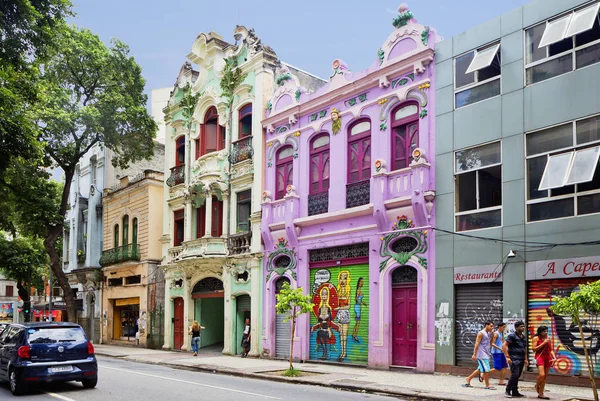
192, 278, 225, 349
274, 277, 291, 359
235, 294, 251, 355
391, 266, 418, 367
173, 297, 184, 350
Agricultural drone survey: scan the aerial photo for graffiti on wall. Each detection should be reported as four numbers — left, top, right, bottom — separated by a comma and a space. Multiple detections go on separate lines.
528, 279, 600, 376
435, 302, 451, 346
309, 265, 369, 364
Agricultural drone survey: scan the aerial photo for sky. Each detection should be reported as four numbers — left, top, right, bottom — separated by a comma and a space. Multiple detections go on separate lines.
69, 0, 533, 98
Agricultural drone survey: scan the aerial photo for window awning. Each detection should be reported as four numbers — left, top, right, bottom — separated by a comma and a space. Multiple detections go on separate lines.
465, 44, 500, 74
538, 147, 600, 190
538, 3, 600, 48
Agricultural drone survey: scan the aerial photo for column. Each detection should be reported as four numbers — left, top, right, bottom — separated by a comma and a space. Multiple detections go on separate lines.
184, 200, 193, 242
222, 267, 232, 355
204, 193, 213, 237
181, 277, 190, 351
249, 258, 260, 357
162, 278, 172, 350
221, 194, 229, 237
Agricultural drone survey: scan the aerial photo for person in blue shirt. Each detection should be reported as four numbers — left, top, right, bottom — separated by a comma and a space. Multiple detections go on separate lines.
491, 322, 509, 385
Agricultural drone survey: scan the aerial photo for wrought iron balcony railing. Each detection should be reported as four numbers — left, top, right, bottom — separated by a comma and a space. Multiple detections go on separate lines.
308, 191, 329, 216
166, 165, 185, 187
346, 179, 370, 208
229, 136, 253, 164
99, 244, 140, 266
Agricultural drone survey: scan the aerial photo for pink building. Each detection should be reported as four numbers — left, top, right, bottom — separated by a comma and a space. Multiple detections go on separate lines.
260, 5, 440, 371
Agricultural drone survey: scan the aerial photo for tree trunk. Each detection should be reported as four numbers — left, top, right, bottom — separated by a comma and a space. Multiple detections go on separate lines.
289, 306, 296, 371
575, 314, 598, 401
16, 281, 30, 322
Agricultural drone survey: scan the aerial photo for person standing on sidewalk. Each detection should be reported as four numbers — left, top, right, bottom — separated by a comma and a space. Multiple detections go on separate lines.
462, 321, 495, 390
491, 322, 509, 385
189, 321, 204, 357
532, 325, 556, 399
503, 320, 528, 398
241, 318, 251, 358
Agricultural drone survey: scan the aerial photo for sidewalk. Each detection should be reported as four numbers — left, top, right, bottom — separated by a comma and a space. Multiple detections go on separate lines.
94, 344, 590, 401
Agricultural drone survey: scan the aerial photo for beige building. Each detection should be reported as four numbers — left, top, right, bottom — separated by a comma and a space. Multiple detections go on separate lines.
100, 169, 165, 347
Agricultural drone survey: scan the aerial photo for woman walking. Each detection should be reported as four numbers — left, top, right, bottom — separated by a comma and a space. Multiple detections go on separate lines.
189, 321, 204, 356
532, 325, 556, 399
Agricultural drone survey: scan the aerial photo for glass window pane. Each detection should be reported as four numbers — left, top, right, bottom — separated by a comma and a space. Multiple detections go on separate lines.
526, 54, 573, 85
350, 121, 370, 136
528, 198, 574, 221
455, 52, 476, 88
526, 123, 573, 156
393, 105, 418, 121
566, 3, 600, 38
479, 165, 502, 208
350, 145, 359, 172
526, 24, 548, 63
576, 41, 600, 69
477, 55, 501, 81
578, 192, 600, 215
278, 147, 294, 160
576, 114, 600, 144
465, 44, 500, 74
549, 37, 574, 56
311, 157, 319, 184
539, 152, 574, 190
576, 15, 600, 47
579, 156, 600, 192
312, 135, 329, 149
566, 147, 600, 185
455, 79, 500, 108
539, 14, 573, 48
456, 209, 501, 231
456, 171, 477, 212
205, 122, 217, 151
455, 142, 501, 172
323, 157, 330, 180
528, 156, 549, 200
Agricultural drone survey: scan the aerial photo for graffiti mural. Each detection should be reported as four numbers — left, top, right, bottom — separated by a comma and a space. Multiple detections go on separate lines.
528, 279, 600, 376
309, 264, 369, 364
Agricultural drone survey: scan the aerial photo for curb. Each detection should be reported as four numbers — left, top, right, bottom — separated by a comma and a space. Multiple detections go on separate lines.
95, 351, 475, 401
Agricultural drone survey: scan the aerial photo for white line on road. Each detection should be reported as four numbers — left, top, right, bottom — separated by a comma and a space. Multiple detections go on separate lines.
46, 393, 77, 401
102, 366, 282, 400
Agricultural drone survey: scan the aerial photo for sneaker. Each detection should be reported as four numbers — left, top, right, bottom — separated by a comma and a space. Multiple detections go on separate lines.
505, 393, 513, 398
514, 394, 525, 398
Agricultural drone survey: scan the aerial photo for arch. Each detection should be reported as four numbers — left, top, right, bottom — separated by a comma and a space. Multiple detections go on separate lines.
175, 135, 185, 166
390, 101, 420, 170
274, 94, 293, 112
113, 224, 120, 248
192, 277, 224, 294
274, 276, 291, 294
309, 133, 330, 196
122, 215, 130, 245
347, 118, 372, 184
238, 103, 253, 140
132, 217, 138, 245
197, 106, 225, 157
275, 146, 294, 200
388, 37, 417, 61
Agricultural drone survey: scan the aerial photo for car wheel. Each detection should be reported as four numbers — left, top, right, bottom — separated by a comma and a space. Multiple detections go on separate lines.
9, 369, 24, 396
81, 377, 97, 389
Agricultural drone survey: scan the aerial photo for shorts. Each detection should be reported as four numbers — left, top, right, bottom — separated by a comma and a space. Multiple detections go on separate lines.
536, 355, 552, 369
493, 353, 508, 370
477, 358, 491, 373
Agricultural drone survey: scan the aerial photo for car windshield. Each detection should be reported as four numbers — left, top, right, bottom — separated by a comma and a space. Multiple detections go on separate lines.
28, 327, 86, 344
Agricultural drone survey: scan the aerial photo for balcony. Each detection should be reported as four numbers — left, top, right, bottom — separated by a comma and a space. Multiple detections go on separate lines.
167, 238, 228, 263
387, 168, 413, 199
99, 244, 140, 267
346, 180, 370, 208
229, 136, 253, 164
308, 191, 329, 216
166, 165, 185, 187
228, 231, 252, 255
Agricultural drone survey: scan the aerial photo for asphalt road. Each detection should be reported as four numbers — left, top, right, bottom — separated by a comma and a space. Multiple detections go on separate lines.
0, 356, 399, 400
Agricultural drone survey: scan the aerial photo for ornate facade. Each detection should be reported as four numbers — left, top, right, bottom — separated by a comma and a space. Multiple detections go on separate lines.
260, 5, 440, 371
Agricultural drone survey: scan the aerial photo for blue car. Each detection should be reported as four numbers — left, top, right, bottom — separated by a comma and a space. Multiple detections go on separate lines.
0, 322, 98, 395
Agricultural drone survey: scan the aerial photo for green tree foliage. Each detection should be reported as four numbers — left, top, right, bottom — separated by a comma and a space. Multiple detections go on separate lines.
552, 280, 600, 401
220, 57, 247, 106
275, 282, 313, 371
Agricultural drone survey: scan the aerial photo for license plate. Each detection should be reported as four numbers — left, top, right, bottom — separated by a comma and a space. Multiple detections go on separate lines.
50, 365, 73, 373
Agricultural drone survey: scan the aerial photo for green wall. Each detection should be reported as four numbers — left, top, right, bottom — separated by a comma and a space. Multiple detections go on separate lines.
194, 298, 224, 348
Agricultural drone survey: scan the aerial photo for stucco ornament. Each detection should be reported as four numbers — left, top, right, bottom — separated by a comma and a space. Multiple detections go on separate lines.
266, 237, 297, 281
379, 215, 428, 271
393, 3, 415, 28
331, 108, 341, 135
329, 59, 350, 80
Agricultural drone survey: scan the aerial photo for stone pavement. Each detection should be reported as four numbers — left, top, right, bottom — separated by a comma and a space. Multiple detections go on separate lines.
94, 344, 591, 401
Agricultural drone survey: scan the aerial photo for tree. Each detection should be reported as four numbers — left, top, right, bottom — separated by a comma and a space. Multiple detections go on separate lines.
275, 282, 313, 374
0, 234, 47, 322
552, 280, 600, 401
28, 25, 157, 322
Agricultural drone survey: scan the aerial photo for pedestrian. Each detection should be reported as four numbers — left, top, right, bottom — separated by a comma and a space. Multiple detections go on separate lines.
189, 320, 204, 356
491, 322, 509, 385
462, 320, 496, 390
532, 325, 556, 399
241, 318, 251, 358
503, 320, 528, 398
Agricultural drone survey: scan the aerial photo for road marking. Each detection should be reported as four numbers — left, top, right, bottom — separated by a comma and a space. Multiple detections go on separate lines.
102, 366, 282, 400
46, 393, 77, 401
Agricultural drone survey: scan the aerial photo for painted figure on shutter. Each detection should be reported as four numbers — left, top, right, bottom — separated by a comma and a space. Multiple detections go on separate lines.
335, 270, 351, 362
352, 277, 368, 343
311, 286, 339, 360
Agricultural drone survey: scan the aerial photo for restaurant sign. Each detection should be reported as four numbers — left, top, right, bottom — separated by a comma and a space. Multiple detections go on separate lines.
526, 256, 600, 281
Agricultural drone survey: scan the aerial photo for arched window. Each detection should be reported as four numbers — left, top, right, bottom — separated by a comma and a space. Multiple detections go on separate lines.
113, 224, 119, 248
132, 218, 138, 245
239, 104, 252, 138
175, 136, 185, 166
122, 215, 129, 245
348, 120, 371, 183
199, 106, 225, 157
276, 146, 294, 200
391, 103, 419, 170
310, 134, 330, 194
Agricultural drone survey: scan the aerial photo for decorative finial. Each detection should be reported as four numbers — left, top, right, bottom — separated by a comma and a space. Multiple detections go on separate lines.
398, 3, 409, 12
393, 3, 415, 28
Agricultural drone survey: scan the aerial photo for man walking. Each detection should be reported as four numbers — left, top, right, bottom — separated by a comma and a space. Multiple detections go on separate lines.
503, 321, 529, 398
462, 320, 495, 390
491, 322, 509, 385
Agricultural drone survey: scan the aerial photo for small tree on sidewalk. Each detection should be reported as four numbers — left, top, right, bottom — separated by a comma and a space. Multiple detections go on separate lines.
552, 280, 600, 401
275, 282, 313, 375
